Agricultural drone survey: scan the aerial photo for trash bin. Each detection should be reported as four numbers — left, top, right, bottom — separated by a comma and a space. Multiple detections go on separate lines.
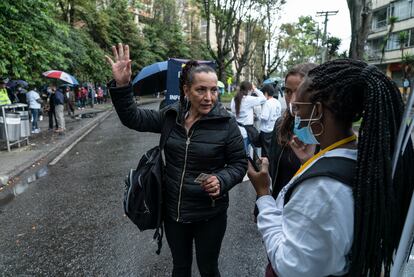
17, 111, 30, 137
0, 113, 21, 141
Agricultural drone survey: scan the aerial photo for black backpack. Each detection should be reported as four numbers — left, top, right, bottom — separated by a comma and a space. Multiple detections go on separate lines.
283, 156, 356, 206
123, 112, 175, 254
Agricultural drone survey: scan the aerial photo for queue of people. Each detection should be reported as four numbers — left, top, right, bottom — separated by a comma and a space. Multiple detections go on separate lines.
0, 79, 109, 136
106, 42, 414, 277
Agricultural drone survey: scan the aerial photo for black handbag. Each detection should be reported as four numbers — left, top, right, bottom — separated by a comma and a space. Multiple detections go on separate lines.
123, 113, 174, 254
237, 122, 260, 147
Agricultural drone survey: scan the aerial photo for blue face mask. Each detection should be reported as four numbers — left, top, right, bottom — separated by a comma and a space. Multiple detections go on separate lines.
293, 105, 320, 145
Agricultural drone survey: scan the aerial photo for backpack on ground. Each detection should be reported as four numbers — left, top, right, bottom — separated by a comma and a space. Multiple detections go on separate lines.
123, 112, 174, 254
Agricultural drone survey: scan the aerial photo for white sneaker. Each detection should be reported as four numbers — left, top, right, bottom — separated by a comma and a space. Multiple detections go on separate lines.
35, 128, 40, 133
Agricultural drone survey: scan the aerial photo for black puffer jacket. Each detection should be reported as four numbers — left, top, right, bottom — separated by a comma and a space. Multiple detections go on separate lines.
110, 85, 247, 223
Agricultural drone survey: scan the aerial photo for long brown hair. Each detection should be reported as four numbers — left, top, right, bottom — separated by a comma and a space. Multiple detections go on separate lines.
234, 81, 253, 116
278, 63, 317, 144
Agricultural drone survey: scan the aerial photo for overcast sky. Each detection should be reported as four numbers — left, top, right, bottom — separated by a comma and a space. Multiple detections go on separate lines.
279, 0, 351, 52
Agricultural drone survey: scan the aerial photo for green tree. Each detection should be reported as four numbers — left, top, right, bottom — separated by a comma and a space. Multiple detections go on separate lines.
281, 16, 319, 69
380, 16, 398, 64
258, 0, 286, 80
233, 17, 266, 84
0, 0, 70, 84
62, 28, 111, 82
143, 0, 191, 61
326, 36, 342, 60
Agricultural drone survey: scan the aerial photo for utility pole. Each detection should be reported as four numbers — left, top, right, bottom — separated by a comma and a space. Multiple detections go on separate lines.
317, 10, 338, 63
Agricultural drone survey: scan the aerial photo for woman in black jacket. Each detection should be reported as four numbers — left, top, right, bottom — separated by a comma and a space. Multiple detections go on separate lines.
106, 43, 247, 277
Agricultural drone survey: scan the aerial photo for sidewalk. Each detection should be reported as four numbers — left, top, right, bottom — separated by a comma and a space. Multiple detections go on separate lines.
0, 97, 161, 189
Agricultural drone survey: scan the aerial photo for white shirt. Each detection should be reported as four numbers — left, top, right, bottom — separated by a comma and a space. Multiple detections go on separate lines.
230, 89, 266, 138
260, 97, 282, 133
26, 90, 41, 109
256, 148, 357, 277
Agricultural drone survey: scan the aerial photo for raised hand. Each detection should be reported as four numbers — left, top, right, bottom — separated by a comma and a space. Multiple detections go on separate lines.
105, 43, 132, 87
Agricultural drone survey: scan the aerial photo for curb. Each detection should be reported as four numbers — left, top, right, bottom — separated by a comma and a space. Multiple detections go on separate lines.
0, 109, 113, 189
0, 99, 161, 191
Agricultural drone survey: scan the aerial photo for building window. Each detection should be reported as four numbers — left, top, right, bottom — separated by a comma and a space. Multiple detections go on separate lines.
390, 0, 411, 20
409, 28, 414, 46
372, 7, 388, 29
387, 33, 400, 50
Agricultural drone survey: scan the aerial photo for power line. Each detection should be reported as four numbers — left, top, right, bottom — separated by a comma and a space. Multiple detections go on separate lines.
317, 10, 338, 63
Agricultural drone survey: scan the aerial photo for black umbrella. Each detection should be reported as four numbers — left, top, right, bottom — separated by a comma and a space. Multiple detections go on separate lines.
132, 61, 167, 96
7, 79, 28, 88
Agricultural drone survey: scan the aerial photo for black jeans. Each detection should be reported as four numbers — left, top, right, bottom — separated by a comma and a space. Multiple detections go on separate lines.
164, 212, 227, 277
259, 131, 273, 158
48, 109, 58, 129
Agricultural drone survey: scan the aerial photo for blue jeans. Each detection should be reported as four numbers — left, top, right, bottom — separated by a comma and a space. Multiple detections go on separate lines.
30, 108, 39, 130
243, 137, 250, 154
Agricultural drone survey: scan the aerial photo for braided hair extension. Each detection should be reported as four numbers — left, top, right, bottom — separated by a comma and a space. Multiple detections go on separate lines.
179, 60, 216, 110
234, 81, 253, 117
278, 63, 318, 144
302, 59, 414, 276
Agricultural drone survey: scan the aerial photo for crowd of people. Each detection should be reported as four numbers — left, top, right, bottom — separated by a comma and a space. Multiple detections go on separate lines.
0, 78, 109, 135
107, 43, 414, 277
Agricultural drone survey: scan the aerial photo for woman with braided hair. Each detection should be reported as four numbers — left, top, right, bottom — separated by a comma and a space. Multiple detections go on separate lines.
248, 59, 414, 277
107, 43, 247, 276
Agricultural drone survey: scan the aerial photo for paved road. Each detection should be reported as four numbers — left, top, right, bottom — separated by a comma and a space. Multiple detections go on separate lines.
0, 102, 267, 276
1, 101, 413, 276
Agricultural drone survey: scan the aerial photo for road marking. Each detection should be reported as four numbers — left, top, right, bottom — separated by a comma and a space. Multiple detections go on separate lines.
49, 123, 99, 166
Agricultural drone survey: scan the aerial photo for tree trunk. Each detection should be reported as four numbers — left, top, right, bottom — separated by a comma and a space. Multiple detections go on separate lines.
347, 0, 372, 60
217, 61, 226, 84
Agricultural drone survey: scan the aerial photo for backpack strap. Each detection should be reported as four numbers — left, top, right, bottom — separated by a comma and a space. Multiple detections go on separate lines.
282, 156, 355, 275
283, 157, 356, 206
154, 110, 175, 255
159, 111, 176, 166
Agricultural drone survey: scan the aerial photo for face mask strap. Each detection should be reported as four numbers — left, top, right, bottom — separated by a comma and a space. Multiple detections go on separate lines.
310, 103, 324, 136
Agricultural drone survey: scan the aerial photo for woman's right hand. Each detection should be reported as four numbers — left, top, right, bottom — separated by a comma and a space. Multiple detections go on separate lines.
247, 157, 271, 197
289, 135, 316, 164
105, 43, 132, 87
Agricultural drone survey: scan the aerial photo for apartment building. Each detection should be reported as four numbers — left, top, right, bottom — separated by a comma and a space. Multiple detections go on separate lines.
367, 0, 414, 86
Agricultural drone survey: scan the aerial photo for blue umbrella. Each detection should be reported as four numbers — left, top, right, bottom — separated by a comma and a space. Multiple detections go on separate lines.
132, 61, 168, 95
263, 78, 276, 85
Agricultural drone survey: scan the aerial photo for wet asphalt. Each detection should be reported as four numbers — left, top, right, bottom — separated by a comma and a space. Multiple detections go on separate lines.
1, 101, 414, 276
0, 102, 267, 276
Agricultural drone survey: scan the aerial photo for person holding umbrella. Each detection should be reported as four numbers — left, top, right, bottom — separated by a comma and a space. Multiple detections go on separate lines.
46, 87, 58, 131
54, 86, 65, 133
106, 43, 247, 277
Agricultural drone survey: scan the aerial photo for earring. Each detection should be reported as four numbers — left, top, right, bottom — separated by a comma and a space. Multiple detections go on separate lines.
311, 121, 324, 136
185, 96, 190, 111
